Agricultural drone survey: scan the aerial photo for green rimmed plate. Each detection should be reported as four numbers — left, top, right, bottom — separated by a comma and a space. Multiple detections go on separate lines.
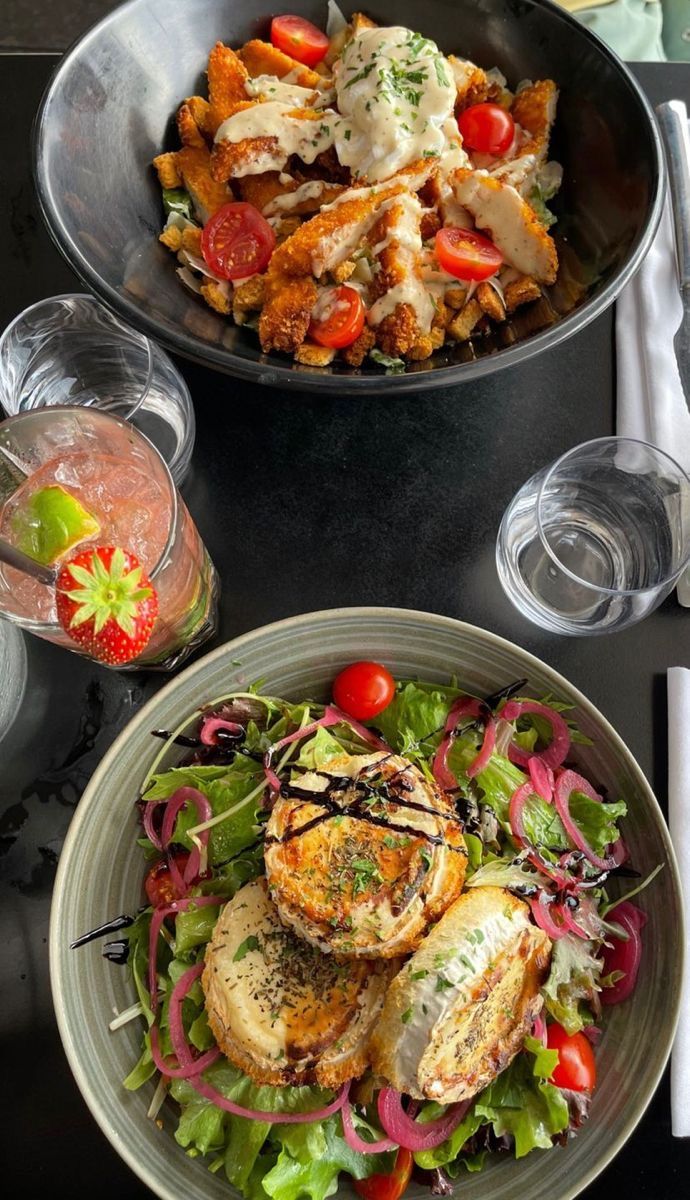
50, 607, 683, 1200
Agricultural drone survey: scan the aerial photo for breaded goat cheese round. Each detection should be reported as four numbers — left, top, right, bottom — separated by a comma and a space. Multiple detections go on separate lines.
202, 878, 394, 1087
264, 751, 467, 958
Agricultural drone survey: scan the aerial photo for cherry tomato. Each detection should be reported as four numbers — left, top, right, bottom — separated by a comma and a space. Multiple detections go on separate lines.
271, 15, 329, 67
201, 202, 275, 281
435, 227, 503, 282
546, 1022, 597, 1092
458, 103, 515, 156
309, 286, 366, 349
333, 661, 396, 721
354, 1148, 413, 1200
144, 852, 191, 907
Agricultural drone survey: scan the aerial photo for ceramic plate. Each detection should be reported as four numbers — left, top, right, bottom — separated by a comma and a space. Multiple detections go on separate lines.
50, 608, 683, 1200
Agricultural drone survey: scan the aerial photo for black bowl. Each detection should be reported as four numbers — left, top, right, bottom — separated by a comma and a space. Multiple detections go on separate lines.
33, 0, 663, 393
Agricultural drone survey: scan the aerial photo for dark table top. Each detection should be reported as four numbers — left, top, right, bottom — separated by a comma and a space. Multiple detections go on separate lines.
1, 50, 689, 1200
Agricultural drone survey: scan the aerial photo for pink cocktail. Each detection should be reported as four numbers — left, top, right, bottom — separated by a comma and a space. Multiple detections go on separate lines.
0, 408, 218, 669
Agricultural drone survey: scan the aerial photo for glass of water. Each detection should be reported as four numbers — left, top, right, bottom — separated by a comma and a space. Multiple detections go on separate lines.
0, 294, 194, 485
496, 437, 690, 635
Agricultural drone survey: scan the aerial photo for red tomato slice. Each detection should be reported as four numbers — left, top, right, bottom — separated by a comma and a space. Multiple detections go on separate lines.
546, 1023, 597, 1092
144, 852, 191, 907
332, 661, 396, 721
201, 202, 276, 281
458, 103, 515, 156
271, 15, 329, 67
309, 286, 366, 349
354, 1149, 413, 1200
435, 227, 503, 282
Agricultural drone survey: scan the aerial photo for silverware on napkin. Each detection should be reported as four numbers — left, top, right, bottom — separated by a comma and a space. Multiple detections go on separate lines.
656, 101, 690, 606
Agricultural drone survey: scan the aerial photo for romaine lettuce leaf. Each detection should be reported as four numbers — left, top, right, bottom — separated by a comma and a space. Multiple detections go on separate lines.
473, 1039, 568, 1158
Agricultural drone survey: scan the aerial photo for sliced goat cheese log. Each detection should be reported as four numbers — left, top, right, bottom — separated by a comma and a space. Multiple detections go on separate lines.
449, 168, 558, 284
264, 751, 467, 958
202, 878, 395, 1087
369, 887, 552, 1102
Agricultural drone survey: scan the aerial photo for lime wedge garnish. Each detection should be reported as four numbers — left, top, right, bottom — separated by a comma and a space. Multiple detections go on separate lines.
11, 485, 101, 566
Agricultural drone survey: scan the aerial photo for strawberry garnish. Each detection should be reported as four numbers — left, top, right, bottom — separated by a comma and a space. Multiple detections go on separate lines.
56, 546, 158, 666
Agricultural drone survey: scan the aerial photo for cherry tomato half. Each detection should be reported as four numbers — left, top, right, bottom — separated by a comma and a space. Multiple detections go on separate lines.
458, 103, 515, 157
144, 852, 192, 907
435, 227, 503, 282
546, 1023, 597, 1093
201, 202, 276, 281
333, 661, 396, 721
309, 286, 366, 349
271, 15, 329, 67
354, 1148, 413, 1200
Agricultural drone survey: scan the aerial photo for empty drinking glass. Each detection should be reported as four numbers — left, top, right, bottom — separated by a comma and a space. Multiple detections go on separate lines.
0, 294, 195, 485
496, 437, 690, 635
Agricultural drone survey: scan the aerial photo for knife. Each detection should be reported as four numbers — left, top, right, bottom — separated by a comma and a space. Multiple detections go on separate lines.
656, 101, 690, 606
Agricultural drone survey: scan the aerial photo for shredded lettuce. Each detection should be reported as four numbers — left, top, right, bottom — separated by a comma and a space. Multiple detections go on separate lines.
542, 933, 604, 1034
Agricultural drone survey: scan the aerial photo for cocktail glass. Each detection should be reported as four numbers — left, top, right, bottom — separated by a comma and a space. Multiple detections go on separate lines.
0, 407, 218, 670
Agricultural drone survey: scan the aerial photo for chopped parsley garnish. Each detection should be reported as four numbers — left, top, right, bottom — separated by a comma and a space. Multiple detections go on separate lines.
410, 969, 429, 980
402, 1007, 414, 1024
434, 57, 451, 89
344, 128, 352, 141
233, 934, 260, 961
435, 974, 455, 992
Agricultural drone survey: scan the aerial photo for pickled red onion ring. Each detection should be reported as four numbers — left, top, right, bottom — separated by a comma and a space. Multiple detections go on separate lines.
432, 697, 485, 790
341, 1083, 398, 1153
528, 756, 555, 802
200, 717, 244, 746
377, 1088, 471, 1151
553, 770, 626, 872
503, 700, 570, 770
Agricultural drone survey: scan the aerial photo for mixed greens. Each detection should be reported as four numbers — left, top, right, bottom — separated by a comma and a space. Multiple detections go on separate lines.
89, 675, 656, 1198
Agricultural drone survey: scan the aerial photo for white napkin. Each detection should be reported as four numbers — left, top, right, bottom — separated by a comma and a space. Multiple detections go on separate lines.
667, 666, 690, 1137
616, 201, 690, 468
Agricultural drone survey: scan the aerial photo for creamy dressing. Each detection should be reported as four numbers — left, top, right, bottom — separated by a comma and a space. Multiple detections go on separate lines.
214, 101, 337, 167
451, 171, 556, 281
263, 179, 336, 216
368, 193, 434, 332
333, 25, 456, 182
244, 75, 319, 106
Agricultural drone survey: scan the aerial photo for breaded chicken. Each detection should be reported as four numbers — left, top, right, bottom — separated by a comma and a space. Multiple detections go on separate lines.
370, 887, 552, 1102
174, 145, 232, 222
264, 751, 467, 958
450, 168, 558, 284
368, 193, 434, 356
207, 42, 250, 134
512, 80, 558, 162
448, 55, 492, 111
259, 274, 318, 353
239, 40, 323, 89
203, 879, 395, 1087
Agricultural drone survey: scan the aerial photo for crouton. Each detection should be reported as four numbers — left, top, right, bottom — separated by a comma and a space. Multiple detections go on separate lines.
331, 259, 356, 283
177, 102, 206, 149
239, 40, 322, 89
445, 285, 469, 310
476, 281, 506, 322
159, 224, 183, 252
181, 226, 203, 255
295, 342, 336, 366
207, 42, 250, 133
352, 12, 378, 34
406, 335, 435, 361
153, 152, 182, 189
504, 275, 542, 313
429, 323, 446, 349
233, 275, 265, 313
447, 299, 483, 341
200, 279, 232, 315
341, 326, 376, 366
259, 275, 318, 353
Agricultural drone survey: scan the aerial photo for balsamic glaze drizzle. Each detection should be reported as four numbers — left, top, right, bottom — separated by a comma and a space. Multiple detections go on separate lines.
70, 913, 135, 950
102, 940, 130, 964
